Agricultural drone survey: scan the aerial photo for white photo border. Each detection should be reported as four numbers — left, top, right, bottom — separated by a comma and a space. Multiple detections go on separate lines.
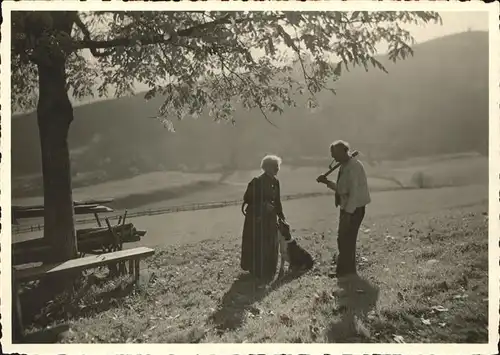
1, 1, 498, 355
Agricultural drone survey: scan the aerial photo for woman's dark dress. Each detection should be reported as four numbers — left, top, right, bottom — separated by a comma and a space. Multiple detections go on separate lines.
240, 173, 285, 281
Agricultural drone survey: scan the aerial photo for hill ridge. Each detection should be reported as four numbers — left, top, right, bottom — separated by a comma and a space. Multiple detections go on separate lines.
12, 30, 488, 194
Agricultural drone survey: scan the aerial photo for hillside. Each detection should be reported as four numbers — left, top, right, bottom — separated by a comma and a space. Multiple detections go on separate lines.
19, 192, 488, 343
11, 31, 489, 194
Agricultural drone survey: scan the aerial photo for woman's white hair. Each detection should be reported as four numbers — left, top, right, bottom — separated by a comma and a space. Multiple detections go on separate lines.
260, 154, 282, 171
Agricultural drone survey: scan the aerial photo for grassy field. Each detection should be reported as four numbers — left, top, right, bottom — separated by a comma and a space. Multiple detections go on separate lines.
12, 153, 487, 208
18, 186, 489, 344
13, 152, 490, 343
12, 153, 487, 231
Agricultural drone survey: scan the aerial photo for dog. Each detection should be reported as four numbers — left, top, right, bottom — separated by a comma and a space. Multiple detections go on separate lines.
277, 219, 314, 275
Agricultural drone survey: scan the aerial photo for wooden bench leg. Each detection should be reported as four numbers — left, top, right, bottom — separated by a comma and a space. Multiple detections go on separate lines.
134, 259, 140, 282
12, 279, 24, 342
119, 261, 126, 276
128, 260, 134, 276
108, 263, 119, 278
94, 212, 102, 227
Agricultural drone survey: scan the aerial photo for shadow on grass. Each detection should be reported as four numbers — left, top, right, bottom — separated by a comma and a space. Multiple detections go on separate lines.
109, 180, 220, 210
208, 270, 306, 333
326, 274, 379, 343
18, 323, 71, 344
17, 274, 136, 343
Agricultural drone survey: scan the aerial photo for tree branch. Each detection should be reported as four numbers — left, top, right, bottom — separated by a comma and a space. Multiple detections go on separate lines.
213, 46, 279, 129
73, 13, 286, 52
72, 13, 115, 57
73, 13, 232, 51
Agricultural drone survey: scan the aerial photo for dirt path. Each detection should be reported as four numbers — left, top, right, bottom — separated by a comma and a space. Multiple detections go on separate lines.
13, 183, 487, 247
125, 183, 487, 248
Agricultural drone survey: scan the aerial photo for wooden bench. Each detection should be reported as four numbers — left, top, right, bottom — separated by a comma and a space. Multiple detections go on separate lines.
15, 246, 154, 282
12, 246, 155, 340
12, 224, 147, 265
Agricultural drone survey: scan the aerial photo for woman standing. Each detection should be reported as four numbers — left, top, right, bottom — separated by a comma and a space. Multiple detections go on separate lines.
240, 155, 286, 282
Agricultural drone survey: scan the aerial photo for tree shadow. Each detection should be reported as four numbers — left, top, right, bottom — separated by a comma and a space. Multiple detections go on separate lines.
109, 180, 220, 210
18, 323, 71, 344
326, 274, 380, 343
16, 273, 136, 343
208, 270, 306, 333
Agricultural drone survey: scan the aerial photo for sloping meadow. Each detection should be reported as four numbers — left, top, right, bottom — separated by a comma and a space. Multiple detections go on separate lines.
30, 201, 488, 344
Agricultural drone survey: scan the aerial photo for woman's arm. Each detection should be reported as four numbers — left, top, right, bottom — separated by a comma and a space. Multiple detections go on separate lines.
242, 178, 258, 215
275, 179, 286, 221
243, 178, 257, 204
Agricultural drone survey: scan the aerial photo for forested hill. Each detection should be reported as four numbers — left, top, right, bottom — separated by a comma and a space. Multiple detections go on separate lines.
12, 30, 488, 180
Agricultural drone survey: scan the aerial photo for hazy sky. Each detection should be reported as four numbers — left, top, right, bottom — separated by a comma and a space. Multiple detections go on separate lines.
401, 11, 488, 44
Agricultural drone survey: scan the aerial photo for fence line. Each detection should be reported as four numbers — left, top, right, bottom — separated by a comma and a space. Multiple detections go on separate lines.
12, 191, 331, 234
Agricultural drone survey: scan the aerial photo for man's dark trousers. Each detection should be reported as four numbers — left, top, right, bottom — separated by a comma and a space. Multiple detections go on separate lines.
336, 206, 365, 276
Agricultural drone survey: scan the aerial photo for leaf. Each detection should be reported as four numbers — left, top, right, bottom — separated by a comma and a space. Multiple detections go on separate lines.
431, 305, 449, 312
421, 318, 431, 325
144, 88, 157, 101
306, 97, 319, 110
393, 334, 405, 343
333, 62, 342, 76
266, 38, 276, 56
161, 119, 176, 133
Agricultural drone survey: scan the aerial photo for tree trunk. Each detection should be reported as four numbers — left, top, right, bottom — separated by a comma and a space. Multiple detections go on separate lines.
35, 12, 78, 263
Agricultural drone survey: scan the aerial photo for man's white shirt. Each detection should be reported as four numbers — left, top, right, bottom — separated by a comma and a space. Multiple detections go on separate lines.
335, 158, 371, 214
